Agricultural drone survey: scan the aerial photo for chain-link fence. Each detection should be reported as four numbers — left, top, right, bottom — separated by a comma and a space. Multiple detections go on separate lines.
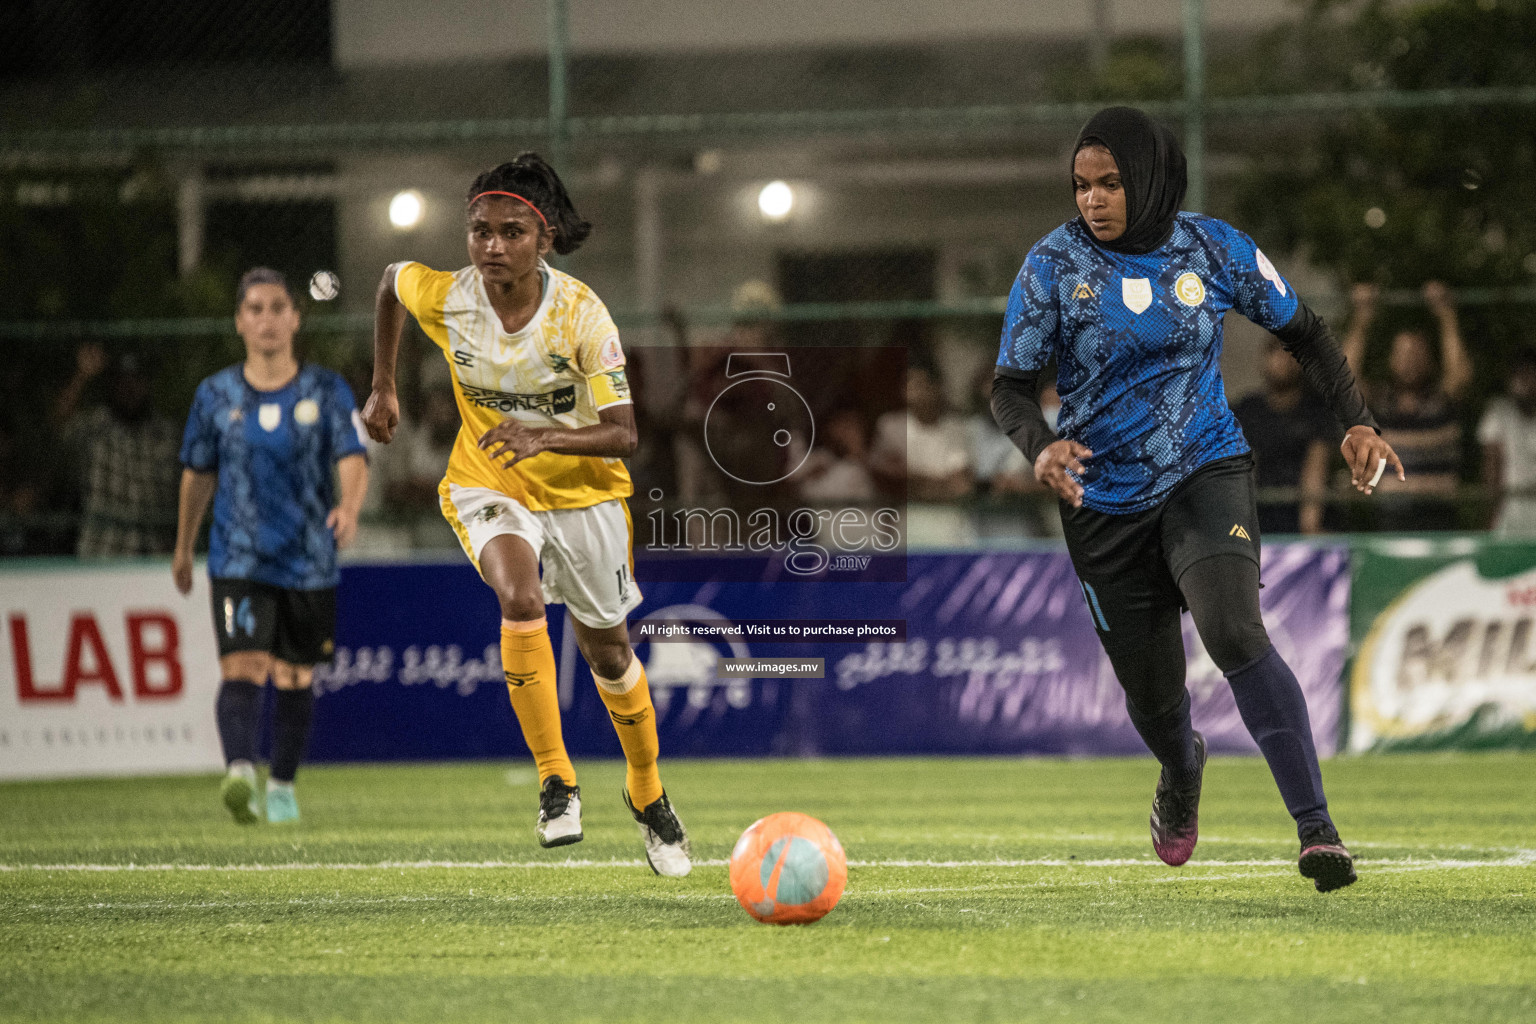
4, 0, 1536, 555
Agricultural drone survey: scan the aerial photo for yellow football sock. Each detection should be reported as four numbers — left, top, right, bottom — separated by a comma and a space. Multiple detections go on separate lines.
501, 618, 575, 787
594, 655, 663, 809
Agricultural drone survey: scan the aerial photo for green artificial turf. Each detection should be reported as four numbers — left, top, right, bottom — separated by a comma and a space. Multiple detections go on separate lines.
1, 754, 1533, 1023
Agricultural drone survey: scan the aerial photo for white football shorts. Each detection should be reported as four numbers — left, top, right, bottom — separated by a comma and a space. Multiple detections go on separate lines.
443, 484, 641, 629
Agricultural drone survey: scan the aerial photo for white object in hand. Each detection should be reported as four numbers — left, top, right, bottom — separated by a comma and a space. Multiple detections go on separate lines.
1368, 457, 1387, 489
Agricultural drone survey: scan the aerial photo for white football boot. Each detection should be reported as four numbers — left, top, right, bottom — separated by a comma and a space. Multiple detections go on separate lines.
624, 789, 692, 877
536, 777, 583, 848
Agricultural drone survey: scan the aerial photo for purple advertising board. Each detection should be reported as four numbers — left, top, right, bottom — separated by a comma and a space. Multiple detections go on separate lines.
311, 545, 1348, 762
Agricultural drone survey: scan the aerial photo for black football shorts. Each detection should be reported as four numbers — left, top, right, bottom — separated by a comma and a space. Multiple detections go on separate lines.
209, 578, 337, 665
1059, 453, 1261, 627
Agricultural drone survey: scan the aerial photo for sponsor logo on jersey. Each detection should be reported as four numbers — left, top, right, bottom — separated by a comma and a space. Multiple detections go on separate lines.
294, 398, 320, 425
599, 336, 624, 370
1229, 524, 1252, 540
258, 403, 282, 431
223, 596, 256, 638
459, 383, 577, 416
452, 349, 474, 368
1072, 283, 1095, 300
1254, 248, 1288, 297
547, 353, 572, 374
604, 369, 631, 399
1174, 272, 1206, 307
1121, 277, 1153, 314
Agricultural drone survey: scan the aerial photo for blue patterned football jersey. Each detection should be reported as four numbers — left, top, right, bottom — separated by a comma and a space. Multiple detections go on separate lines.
179, 364, 368, 589
998, 213, 1299, 514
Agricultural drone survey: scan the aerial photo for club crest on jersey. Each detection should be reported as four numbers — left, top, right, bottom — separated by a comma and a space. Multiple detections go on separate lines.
258, 403, 281, 431
1121, 278, 1153, 314
599, 336, 624, 370
1174, 272, 1206, 307
1254, 248, 1288, 297
1072, 283, 1095, 300
294, 398, 320, 425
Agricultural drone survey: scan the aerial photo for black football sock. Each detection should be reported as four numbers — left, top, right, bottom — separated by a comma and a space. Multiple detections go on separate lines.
270, 687, 315, 784
1125, 689, 1201, 786
1227, 645, 1333, 838
215, 678, 263, 767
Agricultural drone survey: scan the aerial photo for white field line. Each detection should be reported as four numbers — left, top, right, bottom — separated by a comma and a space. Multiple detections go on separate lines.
14, 862, 1527, 913
1, 851, 1532, 874
1203, 836, 1536, 854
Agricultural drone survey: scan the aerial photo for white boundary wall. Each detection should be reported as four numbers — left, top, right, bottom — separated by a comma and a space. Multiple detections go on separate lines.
0, 564, 223, 780
335, 0, 1302, 67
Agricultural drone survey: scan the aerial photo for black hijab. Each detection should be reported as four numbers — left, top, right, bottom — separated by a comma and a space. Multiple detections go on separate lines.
1073, 106, 1188, 255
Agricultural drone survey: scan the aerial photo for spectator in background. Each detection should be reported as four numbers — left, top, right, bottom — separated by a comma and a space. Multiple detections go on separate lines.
376, 383, 459, 512
871, 364, 972, 501
1343, 281, 1472, 530
1479, 349, 1536, 536
796, 408, 876, 504
358, 378, 461, 550
622, 310, 686, 504
53, 343, 181, 556
1233, 337, 1335, 534
968, 367, 1060, 538
0, 409, 82, 556
0, 417, 48, 555
969, 366, 1031, 496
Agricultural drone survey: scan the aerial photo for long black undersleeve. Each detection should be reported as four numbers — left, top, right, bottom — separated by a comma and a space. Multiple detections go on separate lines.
1272, 300, 1378, 434
990, 366, 1057, 466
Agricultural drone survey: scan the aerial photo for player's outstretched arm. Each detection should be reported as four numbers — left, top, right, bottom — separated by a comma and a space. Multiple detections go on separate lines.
1341, 426, 1404, 496
363, 264, 405, 444
1034, 439, 1094, 508
1271, 299, 1404, 497
327, 453, 369, 549
172, 468, 216, 595
478, 404, 638, 468
991, 368, 1089, 504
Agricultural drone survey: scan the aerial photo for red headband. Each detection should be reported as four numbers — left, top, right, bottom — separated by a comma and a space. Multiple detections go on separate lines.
468, 190, 549, 231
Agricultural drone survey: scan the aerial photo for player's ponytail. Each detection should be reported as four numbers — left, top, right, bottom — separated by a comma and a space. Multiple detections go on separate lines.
466, 153, 592, 255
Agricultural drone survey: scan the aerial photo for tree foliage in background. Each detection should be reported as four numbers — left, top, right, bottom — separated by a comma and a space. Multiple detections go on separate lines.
1235, 0, 1536, 377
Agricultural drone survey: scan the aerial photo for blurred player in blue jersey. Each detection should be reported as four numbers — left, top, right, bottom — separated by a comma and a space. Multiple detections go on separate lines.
992, 107, 1403, 892
173, 268, 369, 825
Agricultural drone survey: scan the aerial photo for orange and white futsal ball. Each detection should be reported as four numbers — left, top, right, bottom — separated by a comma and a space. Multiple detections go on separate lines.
729, 812, 848, 925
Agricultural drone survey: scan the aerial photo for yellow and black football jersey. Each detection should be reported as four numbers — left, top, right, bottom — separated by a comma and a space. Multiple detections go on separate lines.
394, 260, 633, 511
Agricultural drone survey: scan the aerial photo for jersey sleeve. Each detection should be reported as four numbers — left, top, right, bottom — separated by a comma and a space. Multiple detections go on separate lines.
393, 261, 455, 350
1218, 222, 1301, 333
1304, 398, 1337, 442
178, 379, 219, 472
997, 250, 1060, 373
325, 372, 369, 462
572, 288, 632, 411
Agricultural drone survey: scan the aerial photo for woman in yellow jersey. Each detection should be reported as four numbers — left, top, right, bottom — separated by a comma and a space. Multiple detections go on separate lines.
361, 153, 689, 876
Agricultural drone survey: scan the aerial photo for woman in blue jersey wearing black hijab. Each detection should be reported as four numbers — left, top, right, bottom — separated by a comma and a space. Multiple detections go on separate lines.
992, 107, 1403, 892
